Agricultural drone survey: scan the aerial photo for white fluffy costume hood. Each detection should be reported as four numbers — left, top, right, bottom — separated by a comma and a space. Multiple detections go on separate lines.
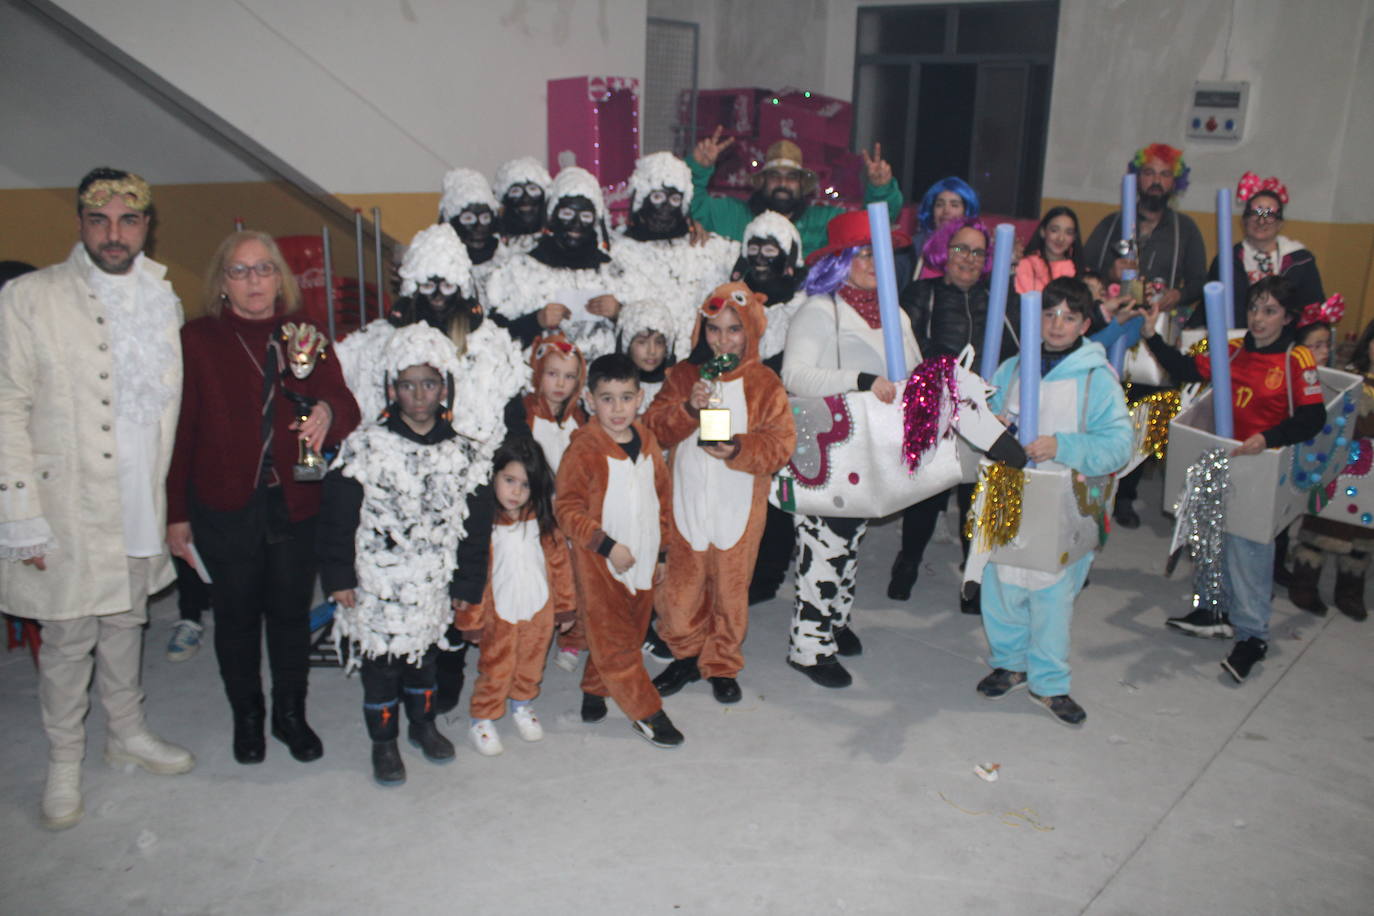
380, 322, 465, 388
398, 223, 475, 299
617, 298, 677, 355
628, 151, 693, 212
547, 165, 608, 223
493, 156, 552, 199
439, 167, 500, 223
742, 211, 805, 268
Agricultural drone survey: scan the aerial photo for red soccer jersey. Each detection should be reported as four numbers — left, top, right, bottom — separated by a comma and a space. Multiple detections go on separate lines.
1193, 341, 1325, 441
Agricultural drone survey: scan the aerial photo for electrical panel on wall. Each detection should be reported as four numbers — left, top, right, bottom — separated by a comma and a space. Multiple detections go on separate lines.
1186, 81, 1249, 141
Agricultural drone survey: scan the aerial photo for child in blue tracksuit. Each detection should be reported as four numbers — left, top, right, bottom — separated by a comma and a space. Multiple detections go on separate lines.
977, 278, 1134, 725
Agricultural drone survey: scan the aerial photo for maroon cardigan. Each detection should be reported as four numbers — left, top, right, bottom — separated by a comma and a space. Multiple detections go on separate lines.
167, 310, 361, 524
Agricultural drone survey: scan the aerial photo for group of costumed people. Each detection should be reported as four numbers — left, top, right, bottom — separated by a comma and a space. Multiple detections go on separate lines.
5, 137, 1366, 823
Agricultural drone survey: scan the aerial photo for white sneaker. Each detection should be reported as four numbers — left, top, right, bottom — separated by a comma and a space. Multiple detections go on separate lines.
105, 729, 195, 775
511, 704, 544, 742
41, 761, 83, 830
468, 719, 504, 757
554, 648, 582, 673
166, 620, 204, 662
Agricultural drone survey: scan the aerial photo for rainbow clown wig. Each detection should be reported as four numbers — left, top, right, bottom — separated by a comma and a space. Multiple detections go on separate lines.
1128, 143, 1190, 195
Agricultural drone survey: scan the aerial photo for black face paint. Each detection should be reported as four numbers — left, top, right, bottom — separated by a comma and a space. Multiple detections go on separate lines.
549, 196, 598, 252
499, 183, 545, 236
628, 187, 687, 241
449, 204, 495, 251
734, 235, 801, 305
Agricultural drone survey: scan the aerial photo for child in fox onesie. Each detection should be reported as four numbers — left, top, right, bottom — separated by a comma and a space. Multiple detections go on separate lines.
555, 354, 683, 748
643, 282, 796, 704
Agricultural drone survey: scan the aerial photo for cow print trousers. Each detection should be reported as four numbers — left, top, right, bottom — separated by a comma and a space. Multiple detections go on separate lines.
788, 514, 868, 665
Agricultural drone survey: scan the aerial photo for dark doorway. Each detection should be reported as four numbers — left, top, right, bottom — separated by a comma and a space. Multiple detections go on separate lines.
853, 2, 1058, 218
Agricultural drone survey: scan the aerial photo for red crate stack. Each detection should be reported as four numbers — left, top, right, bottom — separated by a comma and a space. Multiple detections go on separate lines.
547, 76, 641, 218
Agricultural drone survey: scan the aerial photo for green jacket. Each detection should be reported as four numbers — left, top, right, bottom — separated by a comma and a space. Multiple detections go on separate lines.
688, 157, 904, 256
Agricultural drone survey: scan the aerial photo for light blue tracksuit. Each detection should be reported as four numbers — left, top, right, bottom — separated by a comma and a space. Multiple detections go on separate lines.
983, 340, 1133, 696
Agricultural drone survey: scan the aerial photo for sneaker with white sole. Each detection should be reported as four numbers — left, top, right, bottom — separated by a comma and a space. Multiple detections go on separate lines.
631, 710, 684, 748
166, 620, 204, 662
554, 648, 583, 673
1166, 607, 1234, 639
1027, 690, 1086, 726
469, 719, 504, 756
41, 760, 83, 830
511, 704, 544, 742
976, 667, 1028, 699
105, 729, 195, 775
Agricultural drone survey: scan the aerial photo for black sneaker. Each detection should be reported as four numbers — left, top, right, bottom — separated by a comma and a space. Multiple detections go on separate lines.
1027, 690, 1086, 726
642, 626, 674, 662
833, 625, 863, 657
580, 692, 608, 723
632, 710, 684, 748
1113, 502, 1141, 529
651, 657, 700, 697
709, 676, 742, 704
787, 656, 852, 688
1166, 607, 1234, 639
1221, 637, 1268, 683
960, 581, 981, 615
976, 668, 1027, 699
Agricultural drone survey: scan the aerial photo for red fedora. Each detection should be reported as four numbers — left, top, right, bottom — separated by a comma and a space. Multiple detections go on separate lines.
805, 209, 912, 265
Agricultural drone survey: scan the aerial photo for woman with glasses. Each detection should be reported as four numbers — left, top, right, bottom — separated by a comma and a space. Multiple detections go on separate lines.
1201, 173, 1324, 329
166, 230, 360, 765
888, 218, 1017, 607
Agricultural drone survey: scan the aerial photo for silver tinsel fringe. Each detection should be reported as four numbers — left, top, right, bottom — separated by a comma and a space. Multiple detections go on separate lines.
1173, 448, 1230, 617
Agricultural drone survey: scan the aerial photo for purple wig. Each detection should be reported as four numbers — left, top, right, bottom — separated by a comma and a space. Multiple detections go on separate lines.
804, 246, 859, 296
922, 217, 993, 278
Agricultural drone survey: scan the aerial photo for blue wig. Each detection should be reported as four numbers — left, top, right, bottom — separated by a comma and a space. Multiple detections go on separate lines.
803, 247, 858, 297
917, 177, 980, 233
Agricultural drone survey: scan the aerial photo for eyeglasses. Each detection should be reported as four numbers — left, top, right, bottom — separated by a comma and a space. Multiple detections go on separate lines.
224, 261, 278, 281
949, 244, 987, 260
1243, 207, 1280, 223
647, 190, 684, 207
417, 280, 459, 296
458, 211, 493, 226
555, 207, 596, 225
395, 378, 443, 394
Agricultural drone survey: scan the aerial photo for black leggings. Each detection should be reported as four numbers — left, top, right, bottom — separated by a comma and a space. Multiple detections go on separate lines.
899, 483, 974, 564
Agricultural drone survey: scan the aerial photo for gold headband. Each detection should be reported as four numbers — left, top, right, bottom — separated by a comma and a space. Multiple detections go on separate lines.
79, 174, 152, 212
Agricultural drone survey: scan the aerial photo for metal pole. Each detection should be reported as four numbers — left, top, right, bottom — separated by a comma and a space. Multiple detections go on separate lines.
371, 206, 384, 320
353, 209, 367, 327
322, 225, 336, 342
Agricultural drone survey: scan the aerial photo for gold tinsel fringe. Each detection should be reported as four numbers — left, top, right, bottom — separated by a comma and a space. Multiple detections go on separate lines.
1124, 388, 1182, 460
965, 463, 1025, 552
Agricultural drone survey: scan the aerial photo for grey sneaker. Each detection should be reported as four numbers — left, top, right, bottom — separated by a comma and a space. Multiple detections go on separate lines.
976, 668, 1028, 699
166, 620, 204, 662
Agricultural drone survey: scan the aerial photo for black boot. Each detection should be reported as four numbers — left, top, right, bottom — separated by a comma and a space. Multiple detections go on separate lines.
271, 692, 324, 762
1287, 558, 1327, 616
364, 700, 405, 786
887, 553, 919, 601
434, 637, 468, 715
230, 692, 266, 765
1334, 568, 1368, 621
403, 686, 455, 763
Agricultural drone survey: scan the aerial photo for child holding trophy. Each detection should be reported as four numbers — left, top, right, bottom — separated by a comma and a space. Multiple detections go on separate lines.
644, 282, 796, 704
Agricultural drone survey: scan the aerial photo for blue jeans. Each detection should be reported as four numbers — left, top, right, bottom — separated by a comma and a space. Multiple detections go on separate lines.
1224, 532, 1274, 642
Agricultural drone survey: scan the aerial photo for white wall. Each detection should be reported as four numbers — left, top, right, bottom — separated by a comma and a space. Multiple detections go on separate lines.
0, 1, 268, 189
1041, 0, 1374, 223
42, 0, 648, 194
649, 0, 829, 93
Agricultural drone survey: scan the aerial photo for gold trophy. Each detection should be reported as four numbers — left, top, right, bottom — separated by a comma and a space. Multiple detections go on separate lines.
279, 322, 330, 482
697, 353, 740, 446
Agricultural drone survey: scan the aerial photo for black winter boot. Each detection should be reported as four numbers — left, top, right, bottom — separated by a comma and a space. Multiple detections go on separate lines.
434, 637, 468, 715
1334, 567, 1368, 621
1286, 558, 1327, 616
271, 692, 324, 762
364, 700, 405, 786
230, 692, 266, 765
403, 686, 455, 763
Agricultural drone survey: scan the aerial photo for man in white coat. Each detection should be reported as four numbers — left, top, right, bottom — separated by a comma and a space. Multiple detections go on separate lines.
0, 168, 194, 830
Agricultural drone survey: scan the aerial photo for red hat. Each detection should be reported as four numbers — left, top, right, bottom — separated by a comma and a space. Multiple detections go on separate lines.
805, 209, 911, 265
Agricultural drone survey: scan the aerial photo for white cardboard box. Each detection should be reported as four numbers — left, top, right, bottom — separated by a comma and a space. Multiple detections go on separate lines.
1163, 367, 1361, 540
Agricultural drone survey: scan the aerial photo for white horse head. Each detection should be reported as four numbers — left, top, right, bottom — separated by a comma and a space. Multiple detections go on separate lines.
905, 345, 1026, 472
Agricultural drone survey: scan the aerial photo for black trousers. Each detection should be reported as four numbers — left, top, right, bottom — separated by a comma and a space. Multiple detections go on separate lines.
173, 555, 211, 623
192, 485, 316, 706
899, 483, 974, 564
360, 647, 439, 705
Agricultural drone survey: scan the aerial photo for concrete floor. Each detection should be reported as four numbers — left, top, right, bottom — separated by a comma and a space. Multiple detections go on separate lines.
2, 472, 1372, 915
